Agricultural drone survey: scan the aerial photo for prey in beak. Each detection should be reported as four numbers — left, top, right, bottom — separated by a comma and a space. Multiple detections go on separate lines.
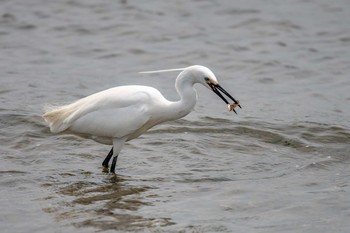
206, 78, 242, 114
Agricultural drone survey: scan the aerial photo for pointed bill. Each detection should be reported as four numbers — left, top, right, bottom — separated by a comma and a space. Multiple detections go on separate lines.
208, 82, 242, 114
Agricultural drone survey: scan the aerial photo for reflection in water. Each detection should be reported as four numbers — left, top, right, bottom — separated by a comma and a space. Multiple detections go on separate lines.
9, 113, 350, 232
43, 173, 174, 232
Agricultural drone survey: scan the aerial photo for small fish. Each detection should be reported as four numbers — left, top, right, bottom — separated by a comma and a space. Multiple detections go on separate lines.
227, 100, 240, 113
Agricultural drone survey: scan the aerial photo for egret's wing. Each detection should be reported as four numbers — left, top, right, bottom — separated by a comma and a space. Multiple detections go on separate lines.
43, 86, 157, 134
69, 104, 150, 138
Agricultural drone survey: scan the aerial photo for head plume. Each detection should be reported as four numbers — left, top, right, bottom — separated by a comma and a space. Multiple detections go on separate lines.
139, 68, 186, 74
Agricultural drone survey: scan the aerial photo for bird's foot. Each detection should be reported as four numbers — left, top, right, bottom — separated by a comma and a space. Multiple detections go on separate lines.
102, 166, 109, 173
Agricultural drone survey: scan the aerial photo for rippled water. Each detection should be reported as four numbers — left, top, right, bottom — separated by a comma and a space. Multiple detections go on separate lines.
1, 0, 350, 232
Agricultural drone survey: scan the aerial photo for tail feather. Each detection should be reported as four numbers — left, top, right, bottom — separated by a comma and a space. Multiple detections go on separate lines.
42, 104, 77, 133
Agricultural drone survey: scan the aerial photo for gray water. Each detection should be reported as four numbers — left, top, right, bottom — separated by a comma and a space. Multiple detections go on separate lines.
1, 0, 350, 232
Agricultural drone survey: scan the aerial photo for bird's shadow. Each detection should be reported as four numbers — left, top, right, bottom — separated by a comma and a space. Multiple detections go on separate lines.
42, 171, 174, 231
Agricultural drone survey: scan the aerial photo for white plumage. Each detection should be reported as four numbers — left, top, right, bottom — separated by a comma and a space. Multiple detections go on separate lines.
43, 65, 241, 173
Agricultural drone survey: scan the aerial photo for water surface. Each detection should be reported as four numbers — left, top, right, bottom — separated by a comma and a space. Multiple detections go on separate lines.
1, 0, 350, 232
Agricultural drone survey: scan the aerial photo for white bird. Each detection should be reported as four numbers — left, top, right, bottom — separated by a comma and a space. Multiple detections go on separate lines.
43, 65, 241, 173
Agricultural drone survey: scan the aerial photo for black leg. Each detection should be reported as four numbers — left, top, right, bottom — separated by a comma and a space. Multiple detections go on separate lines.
102, 147, 113, 168
110, 155, 119, 174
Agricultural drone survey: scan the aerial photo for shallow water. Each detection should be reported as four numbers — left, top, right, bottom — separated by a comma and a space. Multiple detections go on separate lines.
1, 0, 350, 232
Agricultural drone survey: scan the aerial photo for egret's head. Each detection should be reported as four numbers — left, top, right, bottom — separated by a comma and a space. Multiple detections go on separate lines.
139, 65, 242, 113
186, 65, 242, 113
185, 65, 218, 86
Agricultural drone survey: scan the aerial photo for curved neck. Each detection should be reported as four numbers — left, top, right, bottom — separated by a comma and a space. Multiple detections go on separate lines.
165, 72, 198, 120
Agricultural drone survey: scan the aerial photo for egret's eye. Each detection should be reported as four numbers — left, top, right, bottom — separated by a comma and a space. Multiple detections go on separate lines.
204, 77, 210, 82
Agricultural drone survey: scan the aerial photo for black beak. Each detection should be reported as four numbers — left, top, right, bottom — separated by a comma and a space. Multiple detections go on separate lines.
209, 83, 242, 114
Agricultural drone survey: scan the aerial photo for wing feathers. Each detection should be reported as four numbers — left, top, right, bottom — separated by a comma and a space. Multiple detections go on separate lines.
42, 86, 158, 134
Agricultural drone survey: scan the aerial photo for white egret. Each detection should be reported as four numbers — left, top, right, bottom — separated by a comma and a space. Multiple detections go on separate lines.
43, 65, 241, 173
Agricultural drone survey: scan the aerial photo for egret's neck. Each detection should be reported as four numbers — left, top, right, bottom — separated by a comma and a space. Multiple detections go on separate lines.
167, 73, 197, 120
